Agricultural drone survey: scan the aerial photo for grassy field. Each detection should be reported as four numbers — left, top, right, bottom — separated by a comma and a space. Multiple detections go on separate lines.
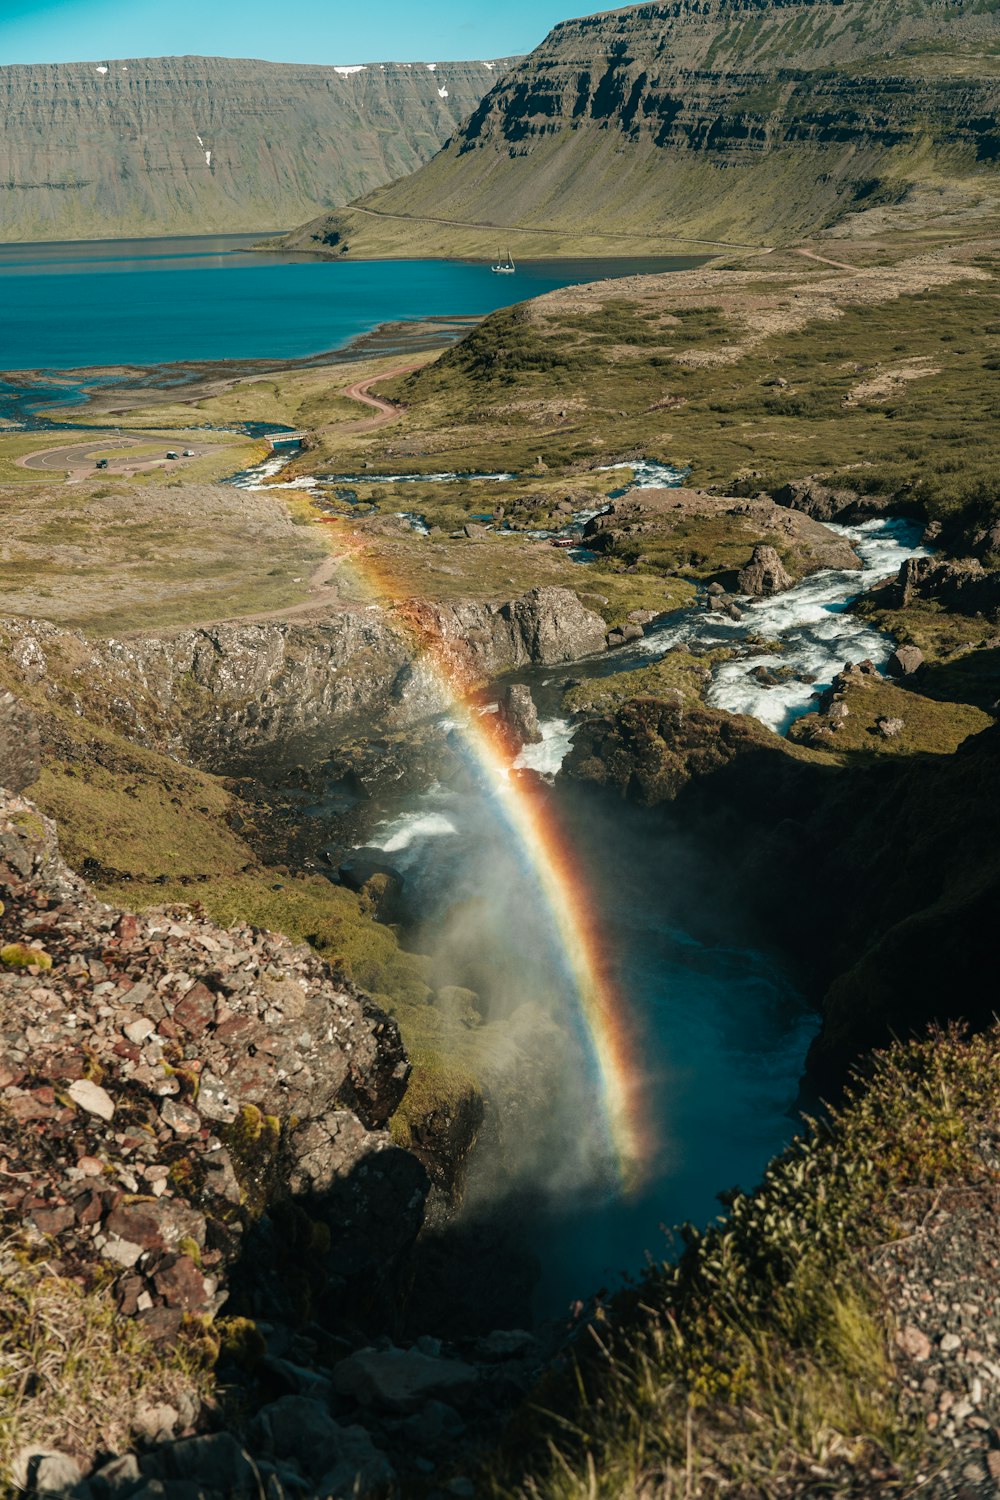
788, 674, 993, 756
64, 352, 436, 437
0, 433, 77, 485
341, 245, 1000, 539
0, 473, 327, 635
225, 237, 1000, 640
336, 523, 692, 624
75, 376, 366, 435
0, 428, 258, 486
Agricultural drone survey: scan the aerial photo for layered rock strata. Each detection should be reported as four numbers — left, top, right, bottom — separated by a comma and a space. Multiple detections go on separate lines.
0, 55, 515, 242
1, 585, 607, 765
288, 0, 1000, 255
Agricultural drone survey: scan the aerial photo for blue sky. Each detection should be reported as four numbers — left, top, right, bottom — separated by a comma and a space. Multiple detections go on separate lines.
0, 0, 578, 65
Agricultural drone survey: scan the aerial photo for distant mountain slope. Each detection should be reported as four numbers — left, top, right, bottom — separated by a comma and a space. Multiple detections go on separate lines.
284, 0, 1000, 257
0, 55, 515, 242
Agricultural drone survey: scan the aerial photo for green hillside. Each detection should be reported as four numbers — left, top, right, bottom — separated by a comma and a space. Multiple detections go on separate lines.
282, 0, 1000, 257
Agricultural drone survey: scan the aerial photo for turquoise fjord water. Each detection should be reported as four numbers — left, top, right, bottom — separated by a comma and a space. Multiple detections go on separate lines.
0, 234, 705, 376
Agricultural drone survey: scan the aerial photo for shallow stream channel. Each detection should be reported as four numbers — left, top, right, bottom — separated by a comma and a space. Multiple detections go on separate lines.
260, 456, 929, 1318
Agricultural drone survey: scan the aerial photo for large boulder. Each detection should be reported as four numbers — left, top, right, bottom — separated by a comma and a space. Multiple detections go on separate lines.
887, 644, 925, 677
564, 696, 787, 805
737, 544, 794, 597
497, 683, 542, 747
377, 587, 610, 730
248, 1396, 394, 1495
142, 1433, 258, 1493
498, 586, 607, 664
0, 692, 40, 794
886, 555, 1000, 617
772, 478, 875, 522
333, 1346, 479, 1413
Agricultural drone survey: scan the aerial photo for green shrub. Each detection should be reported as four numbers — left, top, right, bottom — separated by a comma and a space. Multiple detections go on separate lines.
0, 943, 52, 972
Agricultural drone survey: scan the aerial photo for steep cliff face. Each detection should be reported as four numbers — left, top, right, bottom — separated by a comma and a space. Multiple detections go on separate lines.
1, 586, 607, 765
0, 55, 515, 242
288, 0, 1000, 255
563, 685, 1000, 1091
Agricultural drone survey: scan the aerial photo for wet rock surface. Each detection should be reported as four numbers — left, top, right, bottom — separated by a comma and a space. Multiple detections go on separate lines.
882, 555, 1000, 619
92, 1313, 549, 1500
773, 477, 886, 524
564, 693, 784, 804
497, 682, 542, 748
737, 542, 794, 597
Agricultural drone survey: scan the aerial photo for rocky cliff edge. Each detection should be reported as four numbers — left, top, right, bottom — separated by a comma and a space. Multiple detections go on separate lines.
1, 584, 607, 766
0, 786, 428, 1486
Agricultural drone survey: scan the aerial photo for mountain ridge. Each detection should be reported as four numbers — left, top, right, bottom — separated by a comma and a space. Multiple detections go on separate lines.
284, 0, 1000, 257
0, 54, 517, 242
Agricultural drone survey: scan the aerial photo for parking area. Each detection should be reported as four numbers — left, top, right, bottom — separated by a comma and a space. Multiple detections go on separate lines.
17, 436, 210, 481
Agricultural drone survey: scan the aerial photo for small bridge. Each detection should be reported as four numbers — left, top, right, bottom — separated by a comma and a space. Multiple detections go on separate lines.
262, 430, 309, 448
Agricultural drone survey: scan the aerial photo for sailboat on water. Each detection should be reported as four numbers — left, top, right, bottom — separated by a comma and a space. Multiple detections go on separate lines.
490, 245, 516, 274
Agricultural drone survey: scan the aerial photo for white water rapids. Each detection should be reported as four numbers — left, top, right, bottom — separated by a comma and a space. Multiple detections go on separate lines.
321, 462, 928, 1314
664, 516, 929, 734
513, 513, 929, 761
232, 444, 927, 751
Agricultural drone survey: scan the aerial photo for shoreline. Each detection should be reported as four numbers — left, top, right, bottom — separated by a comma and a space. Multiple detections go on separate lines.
0, 228, 291, 253
250, 238, 731, 264
0, 241, 712, 429
0, 313, 481, 428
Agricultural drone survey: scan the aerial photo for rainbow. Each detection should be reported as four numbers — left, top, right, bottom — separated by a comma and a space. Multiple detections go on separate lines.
322, 522, 651, 1187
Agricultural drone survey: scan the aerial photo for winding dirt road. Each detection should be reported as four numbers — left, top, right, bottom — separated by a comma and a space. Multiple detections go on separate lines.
346, 203, 765, 252
16, 436, 223, 483
340, 362, 424, 429
793, 246, 862, 273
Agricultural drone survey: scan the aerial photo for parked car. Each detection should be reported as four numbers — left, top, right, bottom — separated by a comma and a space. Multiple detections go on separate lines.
95, 458, 109, 470
166, 451, 179, 460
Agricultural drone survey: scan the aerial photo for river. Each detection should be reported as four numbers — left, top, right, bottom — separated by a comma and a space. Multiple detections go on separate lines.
0, 235, 926, 1317
280, 459, 927, 1316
